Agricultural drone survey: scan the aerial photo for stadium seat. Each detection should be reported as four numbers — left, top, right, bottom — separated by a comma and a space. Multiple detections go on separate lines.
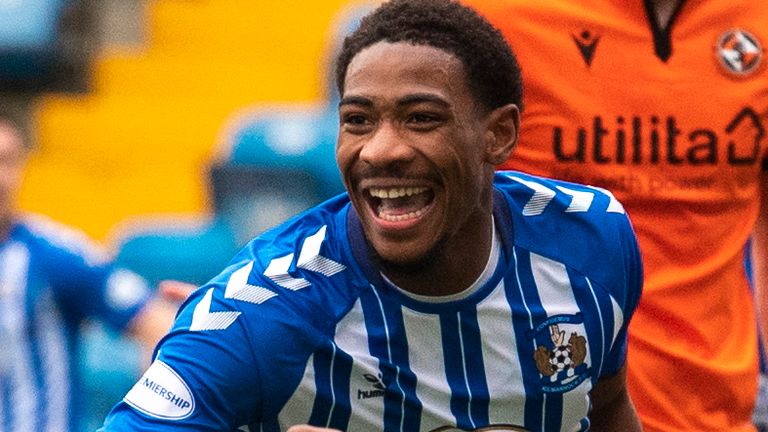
0, 0, 91, 92
214, 106, 343, 244
111, 214, 239, 286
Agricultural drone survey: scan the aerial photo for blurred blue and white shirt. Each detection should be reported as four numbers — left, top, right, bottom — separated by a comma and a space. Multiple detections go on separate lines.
101, 171, 642, 432
0, 214, 151, 432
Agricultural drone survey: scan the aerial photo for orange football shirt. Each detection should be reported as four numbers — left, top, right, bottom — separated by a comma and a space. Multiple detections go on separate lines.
467, 0, 768, 431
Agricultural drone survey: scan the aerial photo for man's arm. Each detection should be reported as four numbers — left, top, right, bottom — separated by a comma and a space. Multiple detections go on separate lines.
589, 365, 641, 431
125, 280, 196, 354
753, 169, 768, 352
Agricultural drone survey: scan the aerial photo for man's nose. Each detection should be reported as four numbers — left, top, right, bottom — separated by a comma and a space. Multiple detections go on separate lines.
358, 121, 415, 168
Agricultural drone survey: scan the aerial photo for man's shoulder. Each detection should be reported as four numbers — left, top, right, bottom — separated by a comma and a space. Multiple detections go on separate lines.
244, 194, 352, 274
13, 212, 109, 265
180, 196, 362, 334
494, 171, 638, 289
494, 170, 627, 224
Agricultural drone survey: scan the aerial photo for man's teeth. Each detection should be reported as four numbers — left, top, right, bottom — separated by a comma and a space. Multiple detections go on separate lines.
378, 206, 428, 222
368, 186, 428, 199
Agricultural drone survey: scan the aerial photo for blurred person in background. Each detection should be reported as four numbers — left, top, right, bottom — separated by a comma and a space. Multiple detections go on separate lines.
0, 112, 184, 432
464, 0, 768, 430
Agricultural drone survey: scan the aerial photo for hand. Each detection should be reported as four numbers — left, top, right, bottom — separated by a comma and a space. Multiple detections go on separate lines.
286, 426, 342, 432
158, 280, 196, 303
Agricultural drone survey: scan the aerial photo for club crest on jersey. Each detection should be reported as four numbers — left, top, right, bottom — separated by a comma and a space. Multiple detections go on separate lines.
716, 29, 763, 77
530, 315, 589, 393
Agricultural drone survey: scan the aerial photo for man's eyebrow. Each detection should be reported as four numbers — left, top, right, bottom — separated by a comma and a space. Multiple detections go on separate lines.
339, 96, 373, 108
338, 93, 451, 109
397, 93, 450, 108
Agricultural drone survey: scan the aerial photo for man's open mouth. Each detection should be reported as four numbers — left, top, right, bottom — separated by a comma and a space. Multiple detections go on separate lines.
365, 186, 435, 222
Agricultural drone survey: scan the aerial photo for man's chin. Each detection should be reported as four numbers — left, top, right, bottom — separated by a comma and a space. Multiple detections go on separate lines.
369, 238, 447, 276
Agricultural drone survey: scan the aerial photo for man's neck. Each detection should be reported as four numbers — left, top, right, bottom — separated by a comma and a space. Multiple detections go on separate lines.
649, 0, 681, 29
380, 210, 494, 297
0, 217, 14, 242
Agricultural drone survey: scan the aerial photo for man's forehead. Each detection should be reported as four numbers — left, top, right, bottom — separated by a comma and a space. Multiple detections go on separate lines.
348, 42, 460, 77
342, 41, 467, 102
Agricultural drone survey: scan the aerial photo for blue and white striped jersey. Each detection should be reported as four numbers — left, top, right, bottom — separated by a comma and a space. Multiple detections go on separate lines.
101, 171, 642, 432
0, 214, 152, 432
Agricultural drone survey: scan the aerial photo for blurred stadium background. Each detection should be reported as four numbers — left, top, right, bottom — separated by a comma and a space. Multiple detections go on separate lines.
1, 0, 376, 429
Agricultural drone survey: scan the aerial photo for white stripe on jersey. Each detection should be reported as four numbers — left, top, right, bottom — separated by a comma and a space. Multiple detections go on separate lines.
455, 314, 476, 429
529, 252, 592, 432
476, 280, 526, 426
278, 355, 317, 428
585, 278, 606, 376
610, 297, 624, 350
1, 242, 36, 431
402, 307, 451, 431
530, 253, 580, 318
333, 298, 385, 432
37, 290, 69, 432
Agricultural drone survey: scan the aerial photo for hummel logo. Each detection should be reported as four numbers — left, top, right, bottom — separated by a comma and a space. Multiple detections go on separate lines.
572, 30, 600, 67
357, 373, 385, 399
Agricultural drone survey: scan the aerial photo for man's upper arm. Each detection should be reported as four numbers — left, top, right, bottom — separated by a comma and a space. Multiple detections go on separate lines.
34, 221, 152, 329
601, 199, 644, 376
589, 365, 641, 431
100, 285, 261, 430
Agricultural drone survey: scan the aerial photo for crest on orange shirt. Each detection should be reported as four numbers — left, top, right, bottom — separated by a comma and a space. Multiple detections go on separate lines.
715, 29, 763, 77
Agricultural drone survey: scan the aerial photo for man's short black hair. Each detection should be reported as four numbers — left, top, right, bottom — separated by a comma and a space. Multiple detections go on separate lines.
335, 0, 523, 112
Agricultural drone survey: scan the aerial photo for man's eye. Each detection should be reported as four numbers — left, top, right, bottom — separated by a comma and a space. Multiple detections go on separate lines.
342, 114, 368, 125
409, 113, 439, 123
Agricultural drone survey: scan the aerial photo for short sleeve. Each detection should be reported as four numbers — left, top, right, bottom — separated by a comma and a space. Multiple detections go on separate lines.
29, 216, 152, 330
99, 283, 261, 431
600, 210, 644, 376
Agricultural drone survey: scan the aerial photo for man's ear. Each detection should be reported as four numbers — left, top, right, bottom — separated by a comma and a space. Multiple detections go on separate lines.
483, 104, 520, 166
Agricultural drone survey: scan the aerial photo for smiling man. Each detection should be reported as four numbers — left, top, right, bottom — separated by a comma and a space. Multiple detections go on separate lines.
100, 1, 643, 431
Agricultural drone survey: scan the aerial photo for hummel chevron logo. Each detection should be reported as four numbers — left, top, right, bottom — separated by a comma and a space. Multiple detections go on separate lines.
572, 30, 600, 67
265, 225, 346, 291
190, 288, 241, 331
505, 174, 623, 215
225, 261, 278, 304
190, 225, 345, 331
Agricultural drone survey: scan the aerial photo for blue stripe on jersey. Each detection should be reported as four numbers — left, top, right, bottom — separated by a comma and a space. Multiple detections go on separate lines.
360, 286, 421, 432
566, 269, 609, 377
459, 309, 490, 427
1, 380, 9, 431
440, 312, 474, 429
308, 342, 338, 427
505, 247, 544, 430
308, 343, 355, 430
544, 393, 563, 432
439, 310, 491, 429
586, 277, 618, 373
380, 301, 422, 432
328, 344, 353, 430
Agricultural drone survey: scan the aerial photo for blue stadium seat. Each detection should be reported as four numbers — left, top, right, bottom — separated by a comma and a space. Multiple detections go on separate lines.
0, 0, 88, 92
112, 215, 239, 286
214, 106, 343, 244
0, 0, 64, 50
222, 106, 343, 197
